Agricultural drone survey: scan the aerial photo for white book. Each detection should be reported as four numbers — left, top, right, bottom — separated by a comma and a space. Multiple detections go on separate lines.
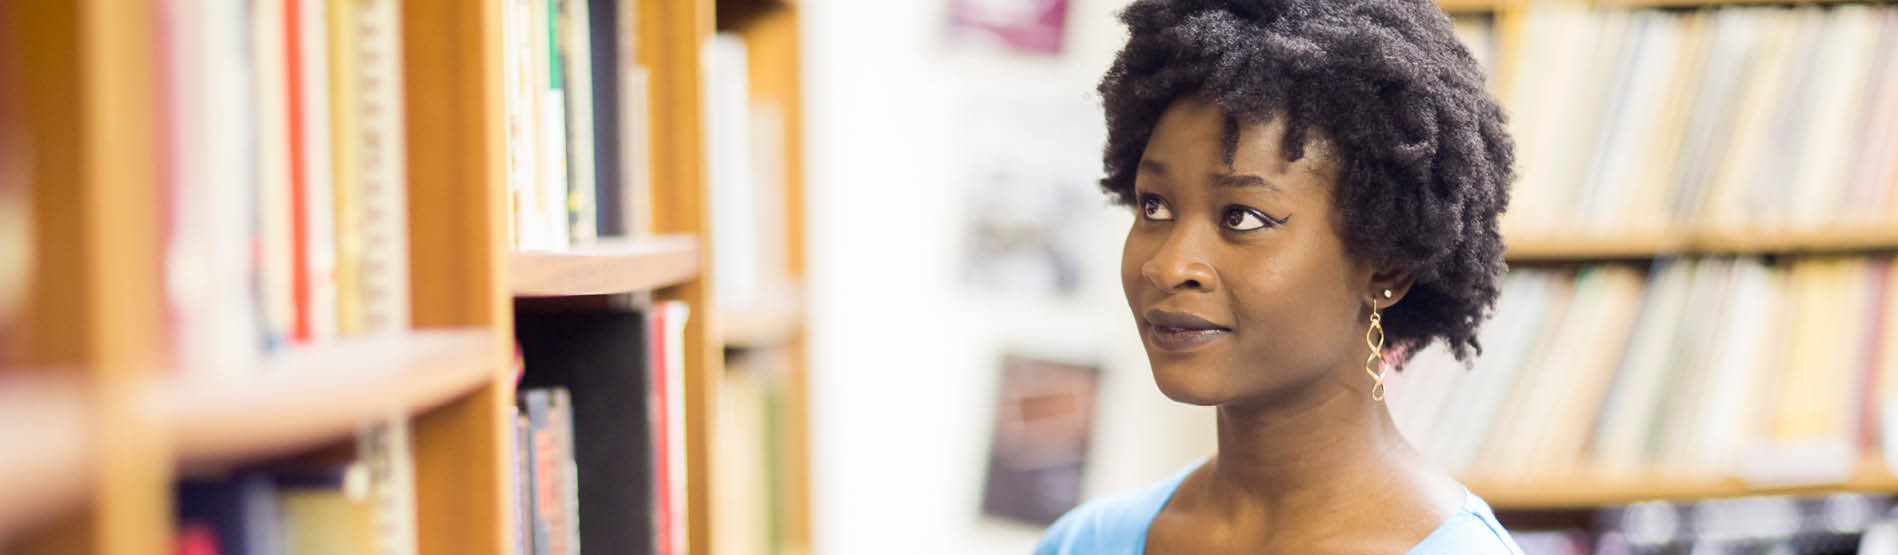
1786, 7, 1879, 229
356, 0, 410, 332
1590, 259, 1693, 474
1581, 13, 1685, 233
164, 0, 263, 377
301, 0, 337, 341
706, 33, 759, 308
254, 0, 296, 351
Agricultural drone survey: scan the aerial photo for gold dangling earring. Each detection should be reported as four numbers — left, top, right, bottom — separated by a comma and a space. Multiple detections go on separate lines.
1365, 289, 1392, 401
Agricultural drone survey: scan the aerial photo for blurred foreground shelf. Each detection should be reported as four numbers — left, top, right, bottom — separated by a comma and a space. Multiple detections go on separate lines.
510, 234, 701, 297
161, 328, 496, 466
0, 376, 94, 543
1466, 455, 1898, 509
1506, 227, 1898, 261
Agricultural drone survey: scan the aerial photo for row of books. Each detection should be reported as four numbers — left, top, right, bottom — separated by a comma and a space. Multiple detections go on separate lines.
161, 0, 411, 378
173, 419, 417, 555
1493, 4, 1898, 237
1390, 255, 1898, 485
512, 300, 690, 555
502, 0, 657, 251
714, 346, 798, 555
1512, 493, 1895, 555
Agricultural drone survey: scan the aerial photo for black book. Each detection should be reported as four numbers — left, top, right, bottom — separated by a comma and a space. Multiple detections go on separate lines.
517, 307, 654, 555
588, 0, 623, 236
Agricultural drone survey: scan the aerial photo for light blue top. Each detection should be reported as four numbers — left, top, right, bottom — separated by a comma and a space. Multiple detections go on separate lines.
1035, 463, 1524, 554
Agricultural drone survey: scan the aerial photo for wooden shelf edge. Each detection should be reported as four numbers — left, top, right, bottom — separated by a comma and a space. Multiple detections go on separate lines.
509, 234, 701, 297
719, 300, 804, 349
1438, 0, 1502, 12
159, 327, 498, 467
1506, 227, 1898, 261
0, 376, 94, 543
1466, 456, 1898, 509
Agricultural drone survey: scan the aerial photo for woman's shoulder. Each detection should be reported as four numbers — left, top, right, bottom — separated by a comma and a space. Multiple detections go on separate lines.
1034, 464, 1198, 555
1406, 490, 1526, 555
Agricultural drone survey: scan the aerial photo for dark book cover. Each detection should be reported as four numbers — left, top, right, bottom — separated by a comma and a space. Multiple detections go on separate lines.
517, 308, 654, 555
587, 0, 622, 236
176, 472, 280, 555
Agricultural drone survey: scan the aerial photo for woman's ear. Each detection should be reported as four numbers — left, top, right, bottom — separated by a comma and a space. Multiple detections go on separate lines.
1369, 268, 1416, 308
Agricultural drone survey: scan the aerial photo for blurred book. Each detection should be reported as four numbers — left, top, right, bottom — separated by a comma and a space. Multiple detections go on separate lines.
1501, 5, 1898, 238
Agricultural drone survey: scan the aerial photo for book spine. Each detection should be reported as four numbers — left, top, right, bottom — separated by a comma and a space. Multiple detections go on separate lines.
286, 0, 313, 343
300, 0, 338, 342
524, 388, 565, 555
588, 0, 621, 237
356, 0, 410, 332
255, 0, 296, 351
647, 306, 670, 555
329, 0, 364, 336
535, 0, 571, 251
358, 416, 419, 555
552, 389, 583, 555
513, 407, 535, 555
562, 0, 597, 244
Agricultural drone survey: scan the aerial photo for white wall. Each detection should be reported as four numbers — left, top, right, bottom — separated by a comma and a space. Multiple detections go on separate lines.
801, 1, 1216, 553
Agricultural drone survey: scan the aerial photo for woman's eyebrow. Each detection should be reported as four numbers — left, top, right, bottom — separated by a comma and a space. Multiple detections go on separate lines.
1139, 160, 1169, 175
1211, 172, 1278, 192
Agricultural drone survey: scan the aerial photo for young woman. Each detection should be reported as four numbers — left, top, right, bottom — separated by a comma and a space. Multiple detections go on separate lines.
1037, 0, 1520, 553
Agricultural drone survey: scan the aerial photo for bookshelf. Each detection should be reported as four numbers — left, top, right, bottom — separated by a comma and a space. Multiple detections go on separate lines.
510, 235, 701, 297
163, 329, 496, 467
0, 0, 773, 553
713, 1, 812, 553
1505, 228, 1898, 261
1464, 455, 1898, 509
1424, 0, 1898, 529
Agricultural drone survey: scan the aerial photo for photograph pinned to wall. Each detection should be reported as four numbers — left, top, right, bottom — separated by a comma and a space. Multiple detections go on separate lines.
959, 97, 1104, 297
947, 0, 1072, 55
980, 353, 1101, 525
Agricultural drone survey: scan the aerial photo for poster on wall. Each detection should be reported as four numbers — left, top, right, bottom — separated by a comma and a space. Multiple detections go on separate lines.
947, 0, 1072, 55
980, 354, 1101, 525
959, 97, 1102, 297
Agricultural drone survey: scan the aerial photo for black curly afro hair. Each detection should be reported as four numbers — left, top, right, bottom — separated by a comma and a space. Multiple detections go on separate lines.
1099, 0, 1514, 364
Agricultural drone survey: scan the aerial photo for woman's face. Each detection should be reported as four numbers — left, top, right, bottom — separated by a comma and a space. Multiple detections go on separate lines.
1121, 98, 1371, 408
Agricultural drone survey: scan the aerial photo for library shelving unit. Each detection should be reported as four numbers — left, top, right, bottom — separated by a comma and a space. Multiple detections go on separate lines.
1454, 0, 1898, 513
713, 1, 813, 553
0, 0, 782, 554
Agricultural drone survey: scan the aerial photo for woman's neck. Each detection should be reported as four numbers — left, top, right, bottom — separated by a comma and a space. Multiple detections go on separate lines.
1204, 371, 1421, 518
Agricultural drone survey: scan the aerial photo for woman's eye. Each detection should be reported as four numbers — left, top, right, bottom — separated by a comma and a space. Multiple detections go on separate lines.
1140, 196, 1174, 221
1222, 206, 1279, 231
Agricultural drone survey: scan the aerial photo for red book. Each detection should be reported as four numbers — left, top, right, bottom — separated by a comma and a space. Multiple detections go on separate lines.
284, 0, 311, 341
649, 306, 672, 555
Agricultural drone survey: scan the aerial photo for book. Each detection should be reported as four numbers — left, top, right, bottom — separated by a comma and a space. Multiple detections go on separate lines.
522, 387, 578, 555
353, 0, 410, 333
276, 466, 377, 555
561, 0, 598, 244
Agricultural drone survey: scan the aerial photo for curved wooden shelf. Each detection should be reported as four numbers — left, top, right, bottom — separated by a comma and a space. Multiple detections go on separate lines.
720, 297, 804, 349
509, 234, 701, 297
1467, 456, 1898, 509
159, 328, 497, 466
0, 375, 94, 543
1506, 227, 1898, 261
1438, 0, 1501, 12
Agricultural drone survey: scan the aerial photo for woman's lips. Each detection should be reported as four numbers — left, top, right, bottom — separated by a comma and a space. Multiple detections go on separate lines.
1147, 324, 1229, 351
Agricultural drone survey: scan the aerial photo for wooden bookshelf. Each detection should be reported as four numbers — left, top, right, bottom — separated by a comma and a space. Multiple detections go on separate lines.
1467, 455, 1898, 509
510, 234, 701, 297
162, 328, 496, 467
720, 297, 804, 348
1439, 0, 1504, 12
1506, 227, 1898, 261
0, 376, 95, 547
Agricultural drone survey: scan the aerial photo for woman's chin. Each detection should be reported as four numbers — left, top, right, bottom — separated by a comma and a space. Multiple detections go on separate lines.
1149, 364, 1232, 406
